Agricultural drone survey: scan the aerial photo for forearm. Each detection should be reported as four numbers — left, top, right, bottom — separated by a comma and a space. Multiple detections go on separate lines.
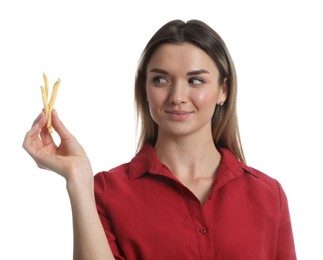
67, 177, 115, 260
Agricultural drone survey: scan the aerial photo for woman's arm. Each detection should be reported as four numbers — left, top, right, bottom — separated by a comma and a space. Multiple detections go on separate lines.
275, 181, 297, 260
23, 110, 115, 260
68, 176, 115, 260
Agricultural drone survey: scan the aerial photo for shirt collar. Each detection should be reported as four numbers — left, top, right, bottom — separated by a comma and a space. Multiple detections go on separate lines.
129, 143, 162, 180
129, 143, 258, 181
218, 148, 259, 178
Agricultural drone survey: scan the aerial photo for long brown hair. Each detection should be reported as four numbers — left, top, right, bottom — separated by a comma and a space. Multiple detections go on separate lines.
134, 19, 245, 163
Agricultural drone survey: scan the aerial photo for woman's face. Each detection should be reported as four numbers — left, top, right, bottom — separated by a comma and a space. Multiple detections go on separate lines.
145, 43, 227, 140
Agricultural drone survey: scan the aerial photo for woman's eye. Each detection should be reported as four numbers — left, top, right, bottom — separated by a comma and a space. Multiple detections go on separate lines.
189, 78, 203, 85
153, 76, 167, 85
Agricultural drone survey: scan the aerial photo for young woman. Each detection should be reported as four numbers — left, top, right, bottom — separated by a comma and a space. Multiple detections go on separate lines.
23, 20, 296, 259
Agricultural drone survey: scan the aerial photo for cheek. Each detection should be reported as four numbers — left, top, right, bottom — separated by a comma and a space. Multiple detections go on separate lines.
146, 96, 164, 125
147, 90, 163, 109
146, 88, 167, 122
193, 90, 218, 109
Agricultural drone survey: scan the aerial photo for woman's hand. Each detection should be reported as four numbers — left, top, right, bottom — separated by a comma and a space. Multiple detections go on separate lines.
23, 111, 115, 259
22, 110, 93, 185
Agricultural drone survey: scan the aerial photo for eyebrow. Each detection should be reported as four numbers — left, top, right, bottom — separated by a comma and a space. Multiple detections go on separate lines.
149, 68, 210, 76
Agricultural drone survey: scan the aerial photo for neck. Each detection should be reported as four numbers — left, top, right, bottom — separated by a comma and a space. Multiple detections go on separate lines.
154, 133, 221, 180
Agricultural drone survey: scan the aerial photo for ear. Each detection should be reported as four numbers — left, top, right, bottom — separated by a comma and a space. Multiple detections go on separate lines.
217, 78, 228, 105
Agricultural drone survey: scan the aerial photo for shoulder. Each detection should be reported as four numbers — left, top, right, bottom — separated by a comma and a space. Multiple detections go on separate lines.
95, 143, 160, 184
220, 148, 283, 197
94, 163, 131, 184
94, 162, 133, 205
220, 148, 280, 188
242, 162, 280, 185
238, 161, 287, 203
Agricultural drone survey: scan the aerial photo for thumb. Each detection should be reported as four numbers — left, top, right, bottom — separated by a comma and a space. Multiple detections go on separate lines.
51, 109, 74, 140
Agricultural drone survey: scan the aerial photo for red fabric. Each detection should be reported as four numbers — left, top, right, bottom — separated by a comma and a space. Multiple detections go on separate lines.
94, 143, 296, 260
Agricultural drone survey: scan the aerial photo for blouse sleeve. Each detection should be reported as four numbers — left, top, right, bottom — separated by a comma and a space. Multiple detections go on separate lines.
275, 181, 297, 260
94, 172, 126, 260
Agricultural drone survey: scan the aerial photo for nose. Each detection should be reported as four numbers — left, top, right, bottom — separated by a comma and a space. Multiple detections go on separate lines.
168, 80, 188, 105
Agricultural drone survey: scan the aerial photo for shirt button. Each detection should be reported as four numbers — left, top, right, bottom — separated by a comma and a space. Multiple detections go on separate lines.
200, 227, 207, 234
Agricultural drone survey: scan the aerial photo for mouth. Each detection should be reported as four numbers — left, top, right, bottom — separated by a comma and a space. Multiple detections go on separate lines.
165, 110, 193, 120
166, 110, 191, 114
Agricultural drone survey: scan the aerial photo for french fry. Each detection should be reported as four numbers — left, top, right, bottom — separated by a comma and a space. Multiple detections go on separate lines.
47, 78, 61, 132
40, 73, 61, 133
43, 72, 49, 101
40, 85, 49, 118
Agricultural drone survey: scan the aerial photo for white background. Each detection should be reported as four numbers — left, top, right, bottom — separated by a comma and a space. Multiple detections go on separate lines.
1, 0, 322, 259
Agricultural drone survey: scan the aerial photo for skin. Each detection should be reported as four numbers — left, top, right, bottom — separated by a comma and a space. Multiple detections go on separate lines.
146, 43, 227, 203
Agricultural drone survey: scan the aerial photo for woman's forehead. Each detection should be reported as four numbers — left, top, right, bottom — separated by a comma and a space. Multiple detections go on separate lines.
147, 43, 219, 75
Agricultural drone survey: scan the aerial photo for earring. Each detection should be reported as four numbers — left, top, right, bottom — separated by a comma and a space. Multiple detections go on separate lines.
219, 102, 224, 106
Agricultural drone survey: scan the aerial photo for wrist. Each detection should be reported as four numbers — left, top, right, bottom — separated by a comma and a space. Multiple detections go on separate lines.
66, 171, 95, 198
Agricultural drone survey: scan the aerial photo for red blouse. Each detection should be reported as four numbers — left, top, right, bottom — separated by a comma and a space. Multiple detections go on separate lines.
94, 144, 296, 260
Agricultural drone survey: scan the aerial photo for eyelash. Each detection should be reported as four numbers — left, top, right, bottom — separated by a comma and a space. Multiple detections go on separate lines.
189, 77, 204, 85
152, 76, 168, 85
151, 76, 205, 86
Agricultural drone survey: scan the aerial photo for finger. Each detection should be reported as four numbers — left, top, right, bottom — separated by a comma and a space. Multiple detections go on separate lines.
40, 124, 55, 147
24, 113, 47, 145
22, 115, 47, 156
51, 110, 74, 140
31, 111, 46, 128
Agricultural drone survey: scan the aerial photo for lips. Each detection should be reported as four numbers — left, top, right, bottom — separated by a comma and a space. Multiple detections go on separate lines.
165, 110, 193, 121
166, 110, 191, 115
